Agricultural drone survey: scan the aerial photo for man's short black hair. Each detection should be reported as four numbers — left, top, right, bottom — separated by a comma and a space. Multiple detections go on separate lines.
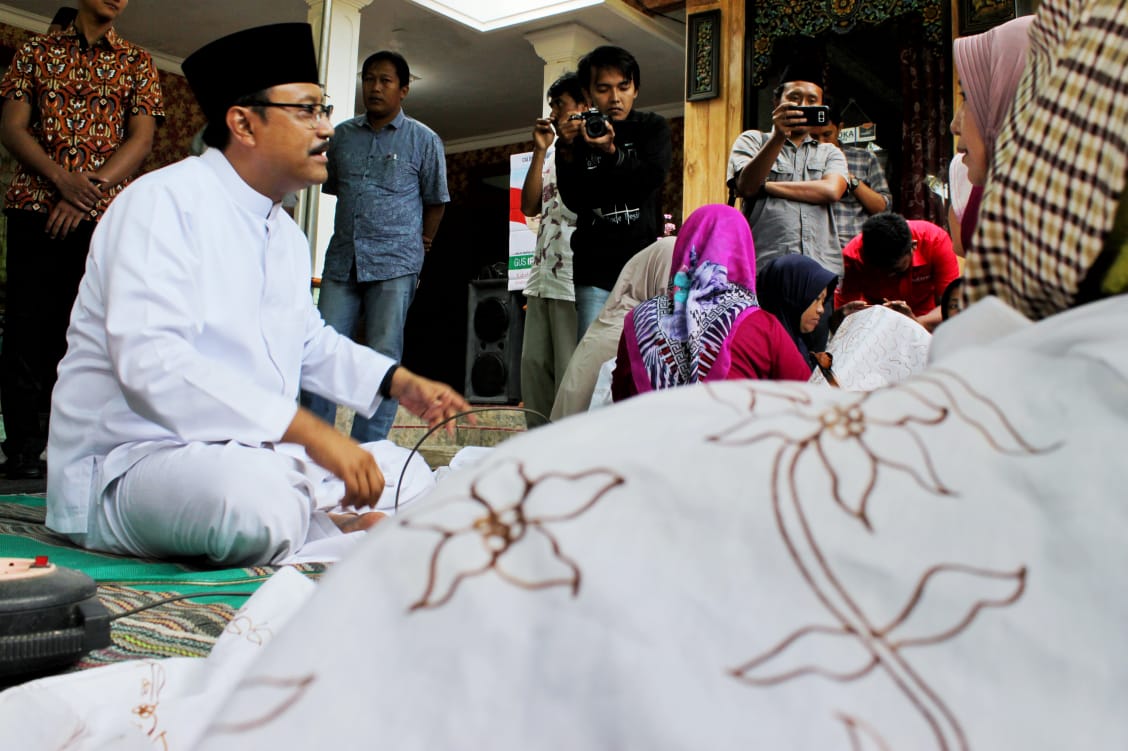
547, 71, 585, 105
50, 7, 77, 29
577, 45, 641, 91
362, 50, 410, 87
202, 89, 268, 150
860, 213, 914, 269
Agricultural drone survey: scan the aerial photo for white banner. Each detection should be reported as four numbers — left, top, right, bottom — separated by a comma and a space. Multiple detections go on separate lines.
508, 152, 536, 292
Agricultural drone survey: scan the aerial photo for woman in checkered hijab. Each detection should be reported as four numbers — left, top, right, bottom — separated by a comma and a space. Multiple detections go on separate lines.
961, 0, 1128, 318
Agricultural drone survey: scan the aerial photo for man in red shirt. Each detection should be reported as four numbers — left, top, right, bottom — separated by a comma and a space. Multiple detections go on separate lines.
835, 213, 959, 332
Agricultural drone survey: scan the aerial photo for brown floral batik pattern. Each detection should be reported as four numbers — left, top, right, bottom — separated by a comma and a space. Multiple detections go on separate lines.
402, 459, 624, 612
710, 369, 1058, 750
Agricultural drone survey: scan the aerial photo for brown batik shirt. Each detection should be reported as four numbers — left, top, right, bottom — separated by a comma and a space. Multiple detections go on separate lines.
0, 23, 164, 220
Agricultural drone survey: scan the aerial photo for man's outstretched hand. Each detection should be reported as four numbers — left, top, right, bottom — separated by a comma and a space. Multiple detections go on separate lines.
389, 367, 474, 437
283, 368, 473, 505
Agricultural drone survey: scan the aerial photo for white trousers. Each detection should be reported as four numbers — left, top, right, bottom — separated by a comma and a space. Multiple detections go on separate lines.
81, 441, 331, 567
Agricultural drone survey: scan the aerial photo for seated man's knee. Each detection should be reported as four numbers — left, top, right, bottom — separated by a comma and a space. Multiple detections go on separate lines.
205, 452, 311, 565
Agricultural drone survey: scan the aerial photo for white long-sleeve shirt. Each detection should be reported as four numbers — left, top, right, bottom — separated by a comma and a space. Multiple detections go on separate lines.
47, 148, 395, 534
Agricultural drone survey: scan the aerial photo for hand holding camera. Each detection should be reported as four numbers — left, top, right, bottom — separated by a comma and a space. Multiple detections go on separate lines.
570, 108, 616, 153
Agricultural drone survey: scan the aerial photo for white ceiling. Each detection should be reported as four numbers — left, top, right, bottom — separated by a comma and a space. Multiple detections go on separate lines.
0, 0, 687, 147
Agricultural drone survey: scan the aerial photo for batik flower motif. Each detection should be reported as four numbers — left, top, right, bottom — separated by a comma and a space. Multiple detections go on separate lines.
716, 369, 1055, 750
731, 563, 1027, 686
210, 674, 317, 736
225, 615, 273, 646
131, 663, 168, 748
710, 369, 1048, 528
402, 459, 624, 611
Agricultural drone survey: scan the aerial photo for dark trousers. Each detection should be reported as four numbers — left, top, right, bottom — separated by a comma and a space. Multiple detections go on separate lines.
1, 210, 94, 463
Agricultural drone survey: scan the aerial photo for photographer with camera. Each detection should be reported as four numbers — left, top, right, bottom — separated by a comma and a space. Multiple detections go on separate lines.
727, 59, 848, 281
518, 73, 586, 428
555, 45, 672, 341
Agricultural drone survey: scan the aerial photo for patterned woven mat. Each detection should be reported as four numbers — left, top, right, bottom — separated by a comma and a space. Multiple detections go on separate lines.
1, 496, 326, 672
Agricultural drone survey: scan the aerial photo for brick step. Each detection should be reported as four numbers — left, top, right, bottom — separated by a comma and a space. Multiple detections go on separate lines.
334, 405, 527, 467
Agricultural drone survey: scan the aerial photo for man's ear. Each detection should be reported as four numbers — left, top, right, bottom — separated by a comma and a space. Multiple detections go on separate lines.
400, 84, 409, 100
226, 106, 256, 147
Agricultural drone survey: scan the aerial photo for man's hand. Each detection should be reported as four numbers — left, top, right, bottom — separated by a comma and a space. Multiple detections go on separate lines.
839, 300, 870, 317
45, 200, 88, 240
283, 408, 386, 509
555, 113, 584, 145
52, 171, 104, 212
829, 300, 869, 335
390, 367, 473, 437
882, 299, 916, 320
532, 117, 555, 152
581, 118, 617, 155
770, 100, 806, 139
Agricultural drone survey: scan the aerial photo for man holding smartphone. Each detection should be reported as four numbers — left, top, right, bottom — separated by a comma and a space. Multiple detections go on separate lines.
727, 61, 848, 280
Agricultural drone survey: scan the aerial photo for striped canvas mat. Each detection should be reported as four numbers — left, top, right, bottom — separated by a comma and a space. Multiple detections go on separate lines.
0, 496, 326, 671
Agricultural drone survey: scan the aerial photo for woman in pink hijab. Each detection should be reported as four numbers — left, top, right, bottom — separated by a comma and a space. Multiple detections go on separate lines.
610, 204, 811, 401
950, 16, 1035, 244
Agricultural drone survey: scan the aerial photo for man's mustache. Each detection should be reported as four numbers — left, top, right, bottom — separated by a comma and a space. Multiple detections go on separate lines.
309, 140, 331, 156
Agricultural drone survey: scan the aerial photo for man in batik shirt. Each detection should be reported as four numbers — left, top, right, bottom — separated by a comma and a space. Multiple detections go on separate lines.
0, 0, 163, 478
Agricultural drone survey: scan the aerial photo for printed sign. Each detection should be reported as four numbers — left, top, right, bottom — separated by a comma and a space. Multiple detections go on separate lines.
508, 152, 537, 292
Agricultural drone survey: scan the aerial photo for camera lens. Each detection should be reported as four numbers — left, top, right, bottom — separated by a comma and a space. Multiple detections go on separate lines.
584, 114, 607, 139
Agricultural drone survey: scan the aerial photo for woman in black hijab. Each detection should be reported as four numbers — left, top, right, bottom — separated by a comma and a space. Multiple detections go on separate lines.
756, 255, 838, 371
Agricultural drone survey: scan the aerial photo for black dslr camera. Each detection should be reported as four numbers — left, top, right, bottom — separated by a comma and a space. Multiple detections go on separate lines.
569, 108, 609, 139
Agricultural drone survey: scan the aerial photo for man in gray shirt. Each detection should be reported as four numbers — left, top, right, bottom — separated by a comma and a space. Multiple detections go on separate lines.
302, 50, 449, 442
727, 64, 847, 276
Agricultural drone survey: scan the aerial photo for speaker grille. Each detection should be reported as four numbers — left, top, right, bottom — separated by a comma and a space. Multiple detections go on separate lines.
465, 279, 523, 404
473, 298, 509, 342
469, 351, 507, 397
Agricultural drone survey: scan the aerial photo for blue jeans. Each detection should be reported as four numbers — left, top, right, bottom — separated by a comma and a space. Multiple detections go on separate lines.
574, 284, 611, 343
301, 273, 417, 442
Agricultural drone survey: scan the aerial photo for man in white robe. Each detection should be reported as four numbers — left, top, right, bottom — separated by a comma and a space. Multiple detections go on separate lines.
45, 23, 469, 566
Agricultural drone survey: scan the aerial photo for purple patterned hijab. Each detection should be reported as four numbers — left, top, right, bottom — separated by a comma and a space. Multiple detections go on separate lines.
623, 205, 760, 393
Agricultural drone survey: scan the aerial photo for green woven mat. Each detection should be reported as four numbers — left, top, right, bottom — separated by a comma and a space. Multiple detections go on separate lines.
1, 495, 326, 670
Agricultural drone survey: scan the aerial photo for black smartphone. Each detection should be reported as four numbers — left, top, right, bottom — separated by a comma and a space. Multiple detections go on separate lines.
794, 105, 830, 127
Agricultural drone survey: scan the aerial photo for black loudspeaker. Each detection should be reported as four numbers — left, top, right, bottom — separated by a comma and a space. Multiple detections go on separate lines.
465, 279, 523, 404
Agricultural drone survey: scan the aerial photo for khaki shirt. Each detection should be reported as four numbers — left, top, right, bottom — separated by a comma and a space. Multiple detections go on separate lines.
727, 130, 848, 276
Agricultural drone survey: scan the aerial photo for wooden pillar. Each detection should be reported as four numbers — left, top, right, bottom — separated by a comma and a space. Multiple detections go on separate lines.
682, 0, 745, 216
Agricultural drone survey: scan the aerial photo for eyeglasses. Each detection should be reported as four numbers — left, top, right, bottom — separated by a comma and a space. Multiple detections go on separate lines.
247, 101, 334, 127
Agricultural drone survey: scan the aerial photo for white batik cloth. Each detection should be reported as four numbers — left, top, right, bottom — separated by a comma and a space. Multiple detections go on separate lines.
0, 568, 316, 751
274, 439, 437, 564
810, 304, 933, 391
4, 295, 1128, 750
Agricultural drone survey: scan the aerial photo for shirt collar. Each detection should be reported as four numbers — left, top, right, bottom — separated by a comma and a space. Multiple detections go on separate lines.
59, 23, 125, 50
201, 148, 277, 220
364, 109, 406, 132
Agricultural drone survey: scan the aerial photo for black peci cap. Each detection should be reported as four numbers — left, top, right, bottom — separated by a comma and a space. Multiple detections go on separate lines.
776, 38, 826, 91
182, 23, 321, 129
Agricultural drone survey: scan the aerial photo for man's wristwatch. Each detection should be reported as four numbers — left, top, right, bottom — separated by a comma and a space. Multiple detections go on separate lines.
846, 175, 861, 193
